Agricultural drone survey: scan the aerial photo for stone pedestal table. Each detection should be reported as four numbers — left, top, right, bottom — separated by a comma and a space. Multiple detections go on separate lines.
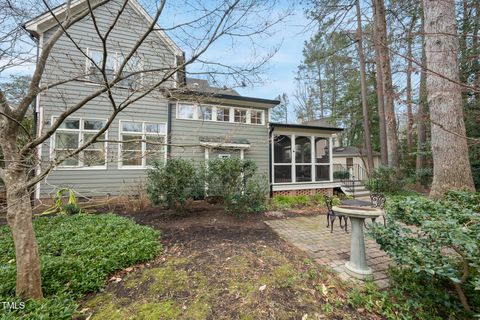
332, 205, 382, 280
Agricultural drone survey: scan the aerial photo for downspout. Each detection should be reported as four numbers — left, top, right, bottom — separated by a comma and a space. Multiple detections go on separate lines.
269, 125, 274, 198
167, 102, 172, 158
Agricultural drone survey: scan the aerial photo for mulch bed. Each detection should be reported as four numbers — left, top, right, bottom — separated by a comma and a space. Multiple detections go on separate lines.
77, 202, 382, 319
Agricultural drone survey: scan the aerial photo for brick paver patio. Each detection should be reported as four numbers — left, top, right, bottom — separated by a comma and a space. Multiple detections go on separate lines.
265, 216, 391, 289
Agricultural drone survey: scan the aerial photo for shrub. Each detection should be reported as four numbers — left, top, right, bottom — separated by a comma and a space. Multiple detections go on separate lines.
205, 158, 257, 197
0, 214, 160, 318
368, 191, 480, 316
333, 170, 350, 180
365, 166, 404, 194
223, 177, 269, 216
270, 194, 340, 210
146, 159, 200, 210
206, 158, 267, 215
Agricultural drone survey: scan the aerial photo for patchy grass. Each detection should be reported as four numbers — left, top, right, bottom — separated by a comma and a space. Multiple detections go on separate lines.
82, 242, 379, 320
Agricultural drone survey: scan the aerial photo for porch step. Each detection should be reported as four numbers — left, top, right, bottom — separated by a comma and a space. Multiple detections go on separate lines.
343, 189, 371, 198
340, 182, 371, 198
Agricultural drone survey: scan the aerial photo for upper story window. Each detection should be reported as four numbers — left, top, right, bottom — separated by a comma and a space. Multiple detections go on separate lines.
178, 103, 196, 119
53, 117, 107, 168
199, 105, 213, 121
87, 49, 115, 83
216, 107, 230, 122
251, 110, 263, 124
86, 49, 144, 88
119, 121, 166, 168
120, 54, 144, 88
176, 102, 264, 125
234, 108, 247, 123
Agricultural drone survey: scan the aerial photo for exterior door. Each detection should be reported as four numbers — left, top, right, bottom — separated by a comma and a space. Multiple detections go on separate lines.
346, 157, 354, 178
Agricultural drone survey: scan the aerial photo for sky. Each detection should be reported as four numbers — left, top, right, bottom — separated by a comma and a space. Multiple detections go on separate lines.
158, 0, 313, 101
1, 0, 312, 111
234, 8, 312, 100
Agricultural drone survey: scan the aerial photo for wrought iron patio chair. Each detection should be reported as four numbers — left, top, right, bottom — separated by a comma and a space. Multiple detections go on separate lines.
325, 195, 348, 233
363, 193, 386, 229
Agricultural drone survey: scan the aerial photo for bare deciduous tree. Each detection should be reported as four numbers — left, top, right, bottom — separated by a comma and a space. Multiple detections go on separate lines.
0, 0, 287, 299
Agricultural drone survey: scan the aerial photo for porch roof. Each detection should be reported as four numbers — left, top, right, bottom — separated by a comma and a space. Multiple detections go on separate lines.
269, 122, 344, 132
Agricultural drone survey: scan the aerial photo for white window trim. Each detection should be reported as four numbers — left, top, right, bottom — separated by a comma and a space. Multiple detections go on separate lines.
85, 48, 145, 88
272, 133, 333, 185
118, 120, 167, 169
176, 102, 198, 120
233, 107, 250, 124
175, 101, 265, 125
50, 116, 108, 170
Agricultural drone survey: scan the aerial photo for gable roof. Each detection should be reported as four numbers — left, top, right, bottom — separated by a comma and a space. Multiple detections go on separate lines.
24, 0, 183, 56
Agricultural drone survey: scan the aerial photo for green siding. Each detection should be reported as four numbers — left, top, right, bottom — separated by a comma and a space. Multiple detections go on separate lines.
170, 104, 270, 176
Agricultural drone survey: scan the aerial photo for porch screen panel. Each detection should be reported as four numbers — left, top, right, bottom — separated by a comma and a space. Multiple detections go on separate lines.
295, 136, 312, 182
315, 137, 330, 181
273, 135, 292, 183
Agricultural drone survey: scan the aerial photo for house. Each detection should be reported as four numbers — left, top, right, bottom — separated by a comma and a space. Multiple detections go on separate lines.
332, 146, 381, 182
25, 0, 343, 200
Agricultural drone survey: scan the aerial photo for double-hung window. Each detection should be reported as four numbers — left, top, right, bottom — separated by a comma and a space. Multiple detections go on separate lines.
119, 121, 166, 168
119, 53, 144, 88
86, 49, 144, 87
53, 118, 107, 168
87, 49, 116, 83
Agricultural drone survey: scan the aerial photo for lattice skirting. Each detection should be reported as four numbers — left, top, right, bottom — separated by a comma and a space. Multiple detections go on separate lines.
272, 188, 333, 197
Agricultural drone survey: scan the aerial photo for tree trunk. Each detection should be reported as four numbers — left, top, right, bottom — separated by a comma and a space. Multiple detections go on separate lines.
355, 0, 374, 173
423, 0, 476, 197
5, 173, 43, 299
332, 62, 337, 113
373, 0, 399, 167
317, 62, 325, 118
416, 2, 428, 173
405, 14, 417, 153
372, 13, 388, 166
473, 1, 480, 100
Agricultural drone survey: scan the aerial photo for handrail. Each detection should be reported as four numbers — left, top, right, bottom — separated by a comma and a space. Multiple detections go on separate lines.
333, 164, 368, 182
